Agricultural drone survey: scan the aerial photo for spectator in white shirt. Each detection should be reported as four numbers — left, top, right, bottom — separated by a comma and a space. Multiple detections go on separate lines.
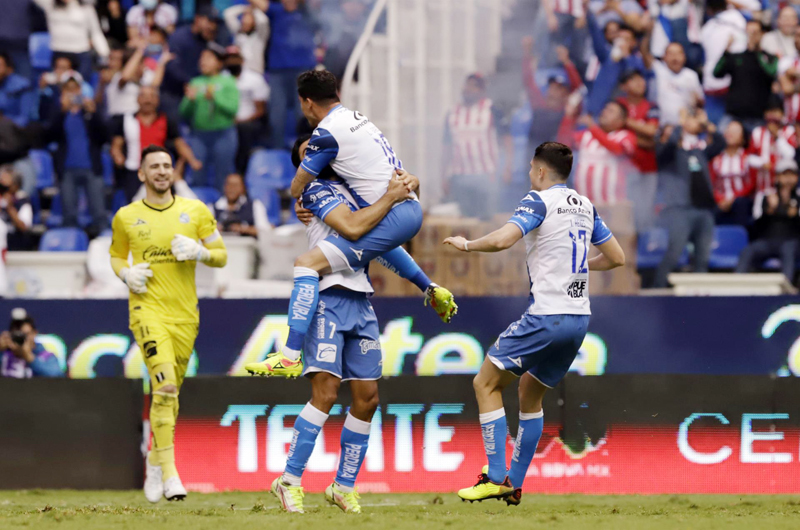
761, 7, 799, 59
700, 0, 747, 124
224, 1, 269, 75
643, 39, 703, 126
126, 0, 178, 47
33, 0, 110, 81
104, 39, 171, 117
225, 46, 269, 174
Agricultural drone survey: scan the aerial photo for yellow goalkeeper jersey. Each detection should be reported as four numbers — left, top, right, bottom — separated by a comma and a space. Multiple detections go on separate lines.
110, 196, 218, 324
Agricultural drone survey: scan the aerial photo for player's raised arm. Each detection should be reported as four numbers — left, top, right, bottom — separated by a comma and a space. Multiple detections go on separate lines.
320, 173, 413, 241
292, 127, 340, 198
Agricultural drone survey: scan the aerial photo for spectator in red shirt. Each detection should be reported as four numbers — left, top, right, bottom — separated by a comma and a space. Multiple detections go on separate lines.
570, 101, 638, 205
710, 120, 755, 226
110, 86, 201, 201
617, 69, 659, 233
748, 99, 798, 200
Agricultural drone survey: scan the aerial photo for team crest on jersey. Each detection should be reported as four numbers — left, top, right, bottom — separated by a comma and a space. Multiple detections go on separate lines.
133, 218, 147, 226
179, 213, 190, 224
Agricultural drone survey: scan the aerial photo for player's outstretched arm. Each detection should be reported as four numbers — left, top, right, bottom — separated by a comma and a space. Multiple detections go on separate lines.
322, 174, 412, 241
443, 223, 523, 253
291, 167, 318, 199
588, 236, 626, 271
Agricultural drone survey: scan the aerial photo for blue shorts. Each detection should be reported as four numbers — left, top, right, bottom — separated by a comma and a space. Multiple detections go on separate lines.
303, 289, 382, 381
487, 313, 590, 388
319, 200, 423, 273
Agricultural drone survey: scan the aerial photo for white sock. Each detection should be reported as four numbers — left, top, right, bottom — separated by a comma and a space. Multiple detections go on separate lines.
282, 472, 302, 486
335, 482, 354, 493
283, 346, 301, 361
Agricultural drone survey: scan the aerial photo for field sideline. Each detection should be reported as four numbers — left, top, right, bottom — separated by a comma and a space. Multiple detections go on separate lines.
3, 490, 800, 529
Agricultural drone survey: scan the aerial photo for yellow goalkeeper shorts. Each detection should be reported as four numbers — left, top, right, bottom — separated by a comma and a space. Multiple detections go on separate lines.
131, 320, 199, 389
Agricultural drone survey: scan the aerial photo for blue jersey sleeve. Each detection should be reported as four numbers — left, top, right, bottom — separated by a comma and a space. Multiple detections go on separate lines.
507, 191, 547, 235
301, 181, 345, 221
300, 127, 339, 176
591, 207, 613, 245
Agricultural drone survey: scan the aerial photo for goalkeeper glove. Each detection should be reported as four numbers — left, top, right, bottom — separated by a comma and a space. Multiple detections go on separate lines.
171, 234, 210, 262
120, 262, 153, 294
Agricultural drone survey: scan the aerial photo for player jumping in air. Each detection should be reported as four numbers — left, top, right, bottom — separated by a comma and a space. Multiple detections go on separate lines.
245, 70, 457, 378
110, 145, 227, 503
445, 142, 625, 505
254, 136, 443, 514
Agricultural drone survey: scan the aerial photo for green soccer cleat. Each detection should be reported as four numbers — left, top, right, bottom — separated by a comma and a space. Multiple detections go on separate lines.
325, 483, 362, 513
245, 352, 303, 378
425, 284, 458, 323
271, 477, 305, 513
457, 465, 514, 503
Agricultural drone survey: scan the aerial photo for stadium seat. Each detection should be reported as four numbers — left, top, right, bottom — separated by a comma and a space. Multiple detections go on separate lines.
101, 150, 114, 187
29, 149, 55, 190
39, 227, 89, 252
193, 186, 222, 207
709, 225, 748, 270
245, 149, 295, 193
29, 32, 52, 71
110, 189, 127, 216
637, 228, 669, 269
260, 189, 283, 226
46, 192, 92, 228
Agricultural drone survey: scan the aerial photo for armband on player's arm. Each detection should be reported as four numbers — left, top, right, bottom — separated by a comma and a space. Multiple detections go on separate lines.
201, 232, 228, 268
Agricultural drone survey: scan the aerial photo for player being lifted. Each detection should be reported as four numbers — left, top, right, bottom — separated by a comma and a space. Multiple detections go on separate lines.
246, 70, 457, 378
251, 136, 437, 513
109, 145, 227, 503
444, 142, 625, 505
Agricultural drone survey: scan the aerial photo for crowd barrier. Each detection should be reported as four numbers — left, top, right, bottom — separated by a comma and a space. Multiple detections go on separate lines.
2, 296, 799, 379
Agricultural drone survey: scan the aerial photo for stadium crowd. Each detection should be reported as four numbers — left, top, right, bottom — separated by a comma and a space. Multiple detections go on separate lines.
0, 0, 797, 287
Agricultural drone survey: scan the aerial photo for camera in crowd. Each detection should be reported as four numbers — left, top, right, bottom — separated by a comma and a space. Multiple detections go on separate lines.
9, 308, 33, 346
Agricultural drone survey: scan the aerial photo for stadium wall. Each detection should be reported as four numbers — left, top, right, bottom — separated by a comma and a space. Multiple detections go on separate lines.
4, 297, 800, 378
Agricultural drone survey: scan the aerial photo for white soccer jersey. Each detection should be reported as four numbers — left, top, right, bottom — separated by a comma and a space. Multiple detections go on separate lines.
300, 104, 416, 206
508, 184, 613, 316
301, 180, 374, 294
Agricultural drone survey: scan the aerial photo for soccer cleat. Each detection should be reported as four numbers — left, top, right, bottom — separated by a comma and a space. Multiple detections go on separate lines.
163, 476, 187, 501
505, 488, 522, 506
457, 465, 514, 503
245, 352, 303, 379
424, 284, 458, 324
271, 477, 305, 513
143, 452, 163, 504
325, 483, 362, 514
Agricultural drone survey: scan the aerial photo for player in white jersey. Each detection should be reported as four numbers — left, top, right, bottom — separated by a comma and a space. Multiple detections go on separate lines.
248, 70, 456, 378
443, 142, 626, 505
252, 136, 457, 514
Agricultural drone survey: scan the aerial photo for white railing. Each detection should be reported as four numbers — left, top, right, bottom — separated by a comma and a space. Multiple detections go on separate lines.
341, 0, 506, 206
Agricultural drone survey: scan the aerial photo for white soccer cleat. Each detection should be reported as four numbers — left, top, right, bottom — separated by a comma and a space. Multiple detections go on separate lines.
143, 452, 164, 503
163, 476, 187, 501
271, 477, 305, 513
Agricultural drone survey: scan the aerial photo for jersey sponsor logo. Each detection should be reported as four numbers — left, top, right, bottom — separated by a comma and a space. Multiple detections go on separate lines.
515, 206, 537, 216
137, 228, 152, 240
143, 340, 158, 358
142, 245, 175, 263
567, 195, 583, 207
359, 339, 381, 355
316, 343, 338, 363
317, 301, 326, 315
509, 356, 523, 368
317, 316, 326, 339
349, 119, 369, 133
567, 280, 587, 299
350, 247, 364, 261
133, 218, 147, 226
481, 423, 498, 455
557, 207, 591, 215
306, 144, 319, 151
179, 213, 190, 224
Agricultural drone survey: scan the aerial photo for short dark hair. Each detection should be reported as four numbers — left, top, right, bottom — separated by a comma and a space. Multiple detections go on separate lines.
617, 23, 634, 35
765, 95, 785, 114
140, 145, 171, 166
534, 142, 573, 181
10, 315, 35, 333
291, 134, 312, 168
746, 19, 767, 33
706, 0, 727, 14
620, 69, 644, 84
607, 99, 629, 120
52, 53, 76, 70
297, 70, 340, 103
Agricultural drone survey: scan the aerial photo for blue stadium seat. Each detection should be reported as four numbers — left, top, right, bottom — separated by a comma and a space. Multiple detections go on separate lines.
260, 189, 282, 226
637, 228, 669, 270
46, 192, 92, 228
101, 150, 114, 187
709, 225, 748, 270
29, 149, 55, 190
29, 33, 52, 71
193, 186, 222, 207
39, 228, 89, 252
245, 149, 295, 193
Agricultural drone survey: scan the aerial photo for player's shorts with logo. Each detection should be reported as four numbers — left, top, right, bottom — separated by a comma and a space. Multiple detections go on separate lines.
319, 200, 423, 273
487, 312, 590, 388
303, 289, 382, 381
130, 311, 198, 389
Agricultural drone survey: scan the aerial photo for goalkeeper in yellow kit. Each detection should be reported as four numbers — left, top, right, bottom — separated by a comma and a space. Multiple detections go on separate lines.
109, 145, 227, 503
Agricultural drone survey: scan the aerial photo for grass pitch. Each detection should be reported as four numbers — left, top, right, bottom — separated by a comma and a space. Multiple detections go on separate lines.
3, 490, 800, 529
